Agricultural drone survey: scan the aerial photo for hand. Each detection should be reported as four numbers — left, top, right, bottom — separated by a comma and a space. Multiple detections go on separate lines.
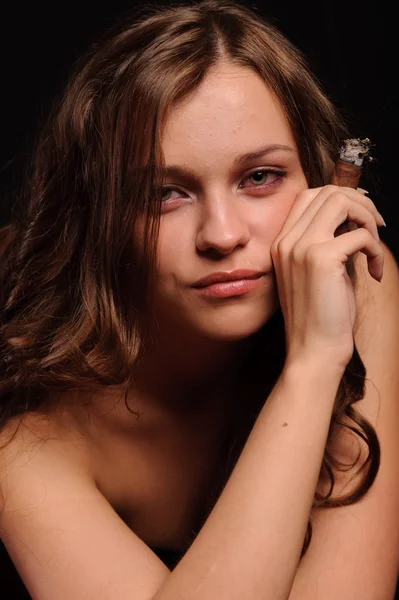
270, 185, 385, 372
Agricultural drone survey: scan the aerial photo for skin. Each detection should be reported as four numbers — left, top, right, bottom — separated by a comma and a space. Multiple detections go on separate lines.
1, 59, 397, 600
51, 60, 382, 445
44, 61, 309, 444
130, 61, 309, 415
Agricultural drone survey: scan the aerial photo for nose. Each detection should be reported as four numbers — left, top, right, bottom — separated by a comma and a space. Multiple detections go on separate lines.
195, 193, 251, 256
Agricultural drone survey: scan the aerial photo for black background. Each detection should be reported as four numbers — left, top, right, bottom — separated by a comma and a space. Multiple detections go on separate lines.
0, 0, 398, 259
0, 1, 398, 597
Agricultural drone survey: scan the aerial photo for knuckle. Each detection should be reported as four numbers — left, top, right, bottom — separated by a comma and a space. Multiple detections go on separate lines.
296, 189, 310, 201
326, 190, 346, 206
366, 217, 377, 231
291, 243, 305, 265
271, 238, 282, 259
296, 187, 319, 203
358, 227, 377, 244
276, 237, 292, 257
304, 243, 324, 267
324, 183, 338, 193
270, 237, 280, 253
351, 227, 378, 249
328, 194, 350, 216
365, 197, 378, 213
342, 185, 360, 194
356, 226, 372, 241
323, 184, 340, 194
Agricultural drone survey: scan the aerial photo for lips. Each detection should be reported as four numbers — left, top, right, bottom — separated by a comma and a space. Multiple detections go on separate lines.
193, 269, 265, 288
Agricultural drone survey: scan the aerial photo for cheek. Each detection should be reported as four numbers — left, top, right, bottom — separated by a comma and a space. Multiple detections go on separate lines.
252, 194, 296, 242
156, 227, 191, 278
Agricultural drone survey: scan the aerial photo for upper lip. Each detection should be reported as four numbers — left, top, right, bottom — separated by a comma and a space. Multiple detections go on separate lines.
193, 269, 265, 288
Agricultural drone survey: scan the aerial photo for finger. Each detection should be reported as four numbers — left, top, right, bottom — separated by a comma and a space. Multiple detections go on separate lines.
279, 185, 384, 241
321, 227, 384, 282
303, 186, 385, 233
298, 195, 381, 245
278, 186, 322, 237
282, 188, 383, 247
330, 187, 385, 225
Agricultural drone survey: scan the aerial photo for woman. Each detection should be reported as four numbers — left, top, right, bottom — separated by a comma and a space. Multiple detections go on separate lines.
0, 1, 399, 598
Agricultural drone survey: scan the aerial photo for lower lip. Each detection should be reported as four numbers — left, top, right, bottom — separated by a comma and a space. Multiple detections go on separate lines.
194, 276, 264, 298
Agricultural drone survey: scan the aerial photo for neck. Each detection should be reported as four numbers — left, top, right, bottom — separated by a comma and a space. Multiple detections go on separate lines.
131, 326, 261, 415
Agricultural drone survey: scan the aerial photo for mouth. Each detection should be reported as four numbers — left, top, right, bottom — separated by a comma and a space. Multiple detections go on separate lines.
193, 269, 266, 289
193, 274, 265, 298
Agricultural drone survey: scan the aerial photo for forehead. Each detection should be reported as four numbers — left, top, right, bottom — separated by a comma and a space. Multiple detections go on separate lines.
161, 63, 296, 165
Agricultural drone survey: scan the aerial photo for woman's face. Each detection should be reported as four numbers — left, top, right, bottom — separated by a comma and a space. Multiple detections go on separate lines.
152, 62, 308, 342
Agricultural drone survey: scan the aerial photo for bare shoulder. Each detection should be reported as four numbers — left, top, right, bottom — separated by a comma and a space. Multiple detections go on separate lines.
0, 410, 94, 511
0, 410, 170, 600
0, 409, 92, 469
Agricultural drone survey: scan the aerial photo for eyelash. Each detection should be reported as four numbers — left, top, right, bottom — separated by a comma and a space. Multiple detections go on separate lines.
161, 168, 287, 202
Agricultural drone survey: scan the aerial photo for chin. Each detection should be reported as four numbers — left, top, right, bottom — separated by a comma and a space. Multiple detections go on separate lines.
195, 307, 275, 342
153, 283, 279, 343
207, 329, 264, 342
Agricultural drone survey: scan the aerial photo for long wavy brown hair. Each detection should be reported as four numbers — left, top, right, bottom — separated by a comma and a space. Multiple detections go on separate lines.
0, 0, 379, 561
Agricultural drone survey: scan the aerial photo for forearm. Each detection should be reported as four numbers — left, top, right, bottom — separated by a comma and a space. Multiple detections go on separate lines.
153, 360, 343, 600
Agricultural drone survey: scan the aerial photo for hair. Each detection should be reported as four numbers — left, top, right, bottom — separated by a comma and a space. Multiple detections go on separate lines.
0, 0, 379, 560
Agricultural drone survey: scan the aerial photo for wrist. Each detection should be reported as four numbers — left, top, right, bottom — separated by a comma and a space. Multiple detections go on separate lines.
282, 355, 345, 388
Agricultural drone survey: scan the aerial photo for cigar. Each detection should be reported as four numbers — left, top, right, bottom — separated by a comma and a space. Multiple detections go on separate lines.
331, 137, 372, 188
331, 138, 373, 238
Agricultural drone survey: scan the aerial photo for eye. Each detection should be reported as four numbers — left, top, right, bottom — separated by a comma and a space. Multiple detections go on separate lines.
161, 187, 177, 203
160, 167, 287, 204
239, 168, 287, 190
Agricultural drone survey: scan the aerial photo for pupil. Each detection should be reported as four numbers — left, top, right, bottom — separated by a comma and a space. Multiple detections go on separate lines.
252, 171, 266, 184
162, 188, 171, 201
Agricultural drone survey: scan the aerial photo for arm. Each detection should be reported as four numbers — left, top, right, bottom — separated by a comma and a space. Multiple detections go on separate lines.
153, 200, 399, 597
153, 360, 342, 600
2, 196, 397, 600
0, 358, 341, 600
288, 242, 399, 599
153, 252, 399, 600
2, 249, 397, 600
0, 420, 171, 600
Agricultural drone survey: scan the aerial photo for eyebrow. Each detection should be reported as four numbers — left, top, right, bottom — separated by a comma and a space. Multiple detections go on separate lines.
161, 144, 297, 182
233, 143, 297, 165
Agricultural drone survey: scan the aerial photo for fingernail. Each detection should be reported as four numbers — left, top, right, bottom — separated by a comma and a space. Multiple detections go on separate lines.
378, 213, 387, 227
357, 187, 370, 194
